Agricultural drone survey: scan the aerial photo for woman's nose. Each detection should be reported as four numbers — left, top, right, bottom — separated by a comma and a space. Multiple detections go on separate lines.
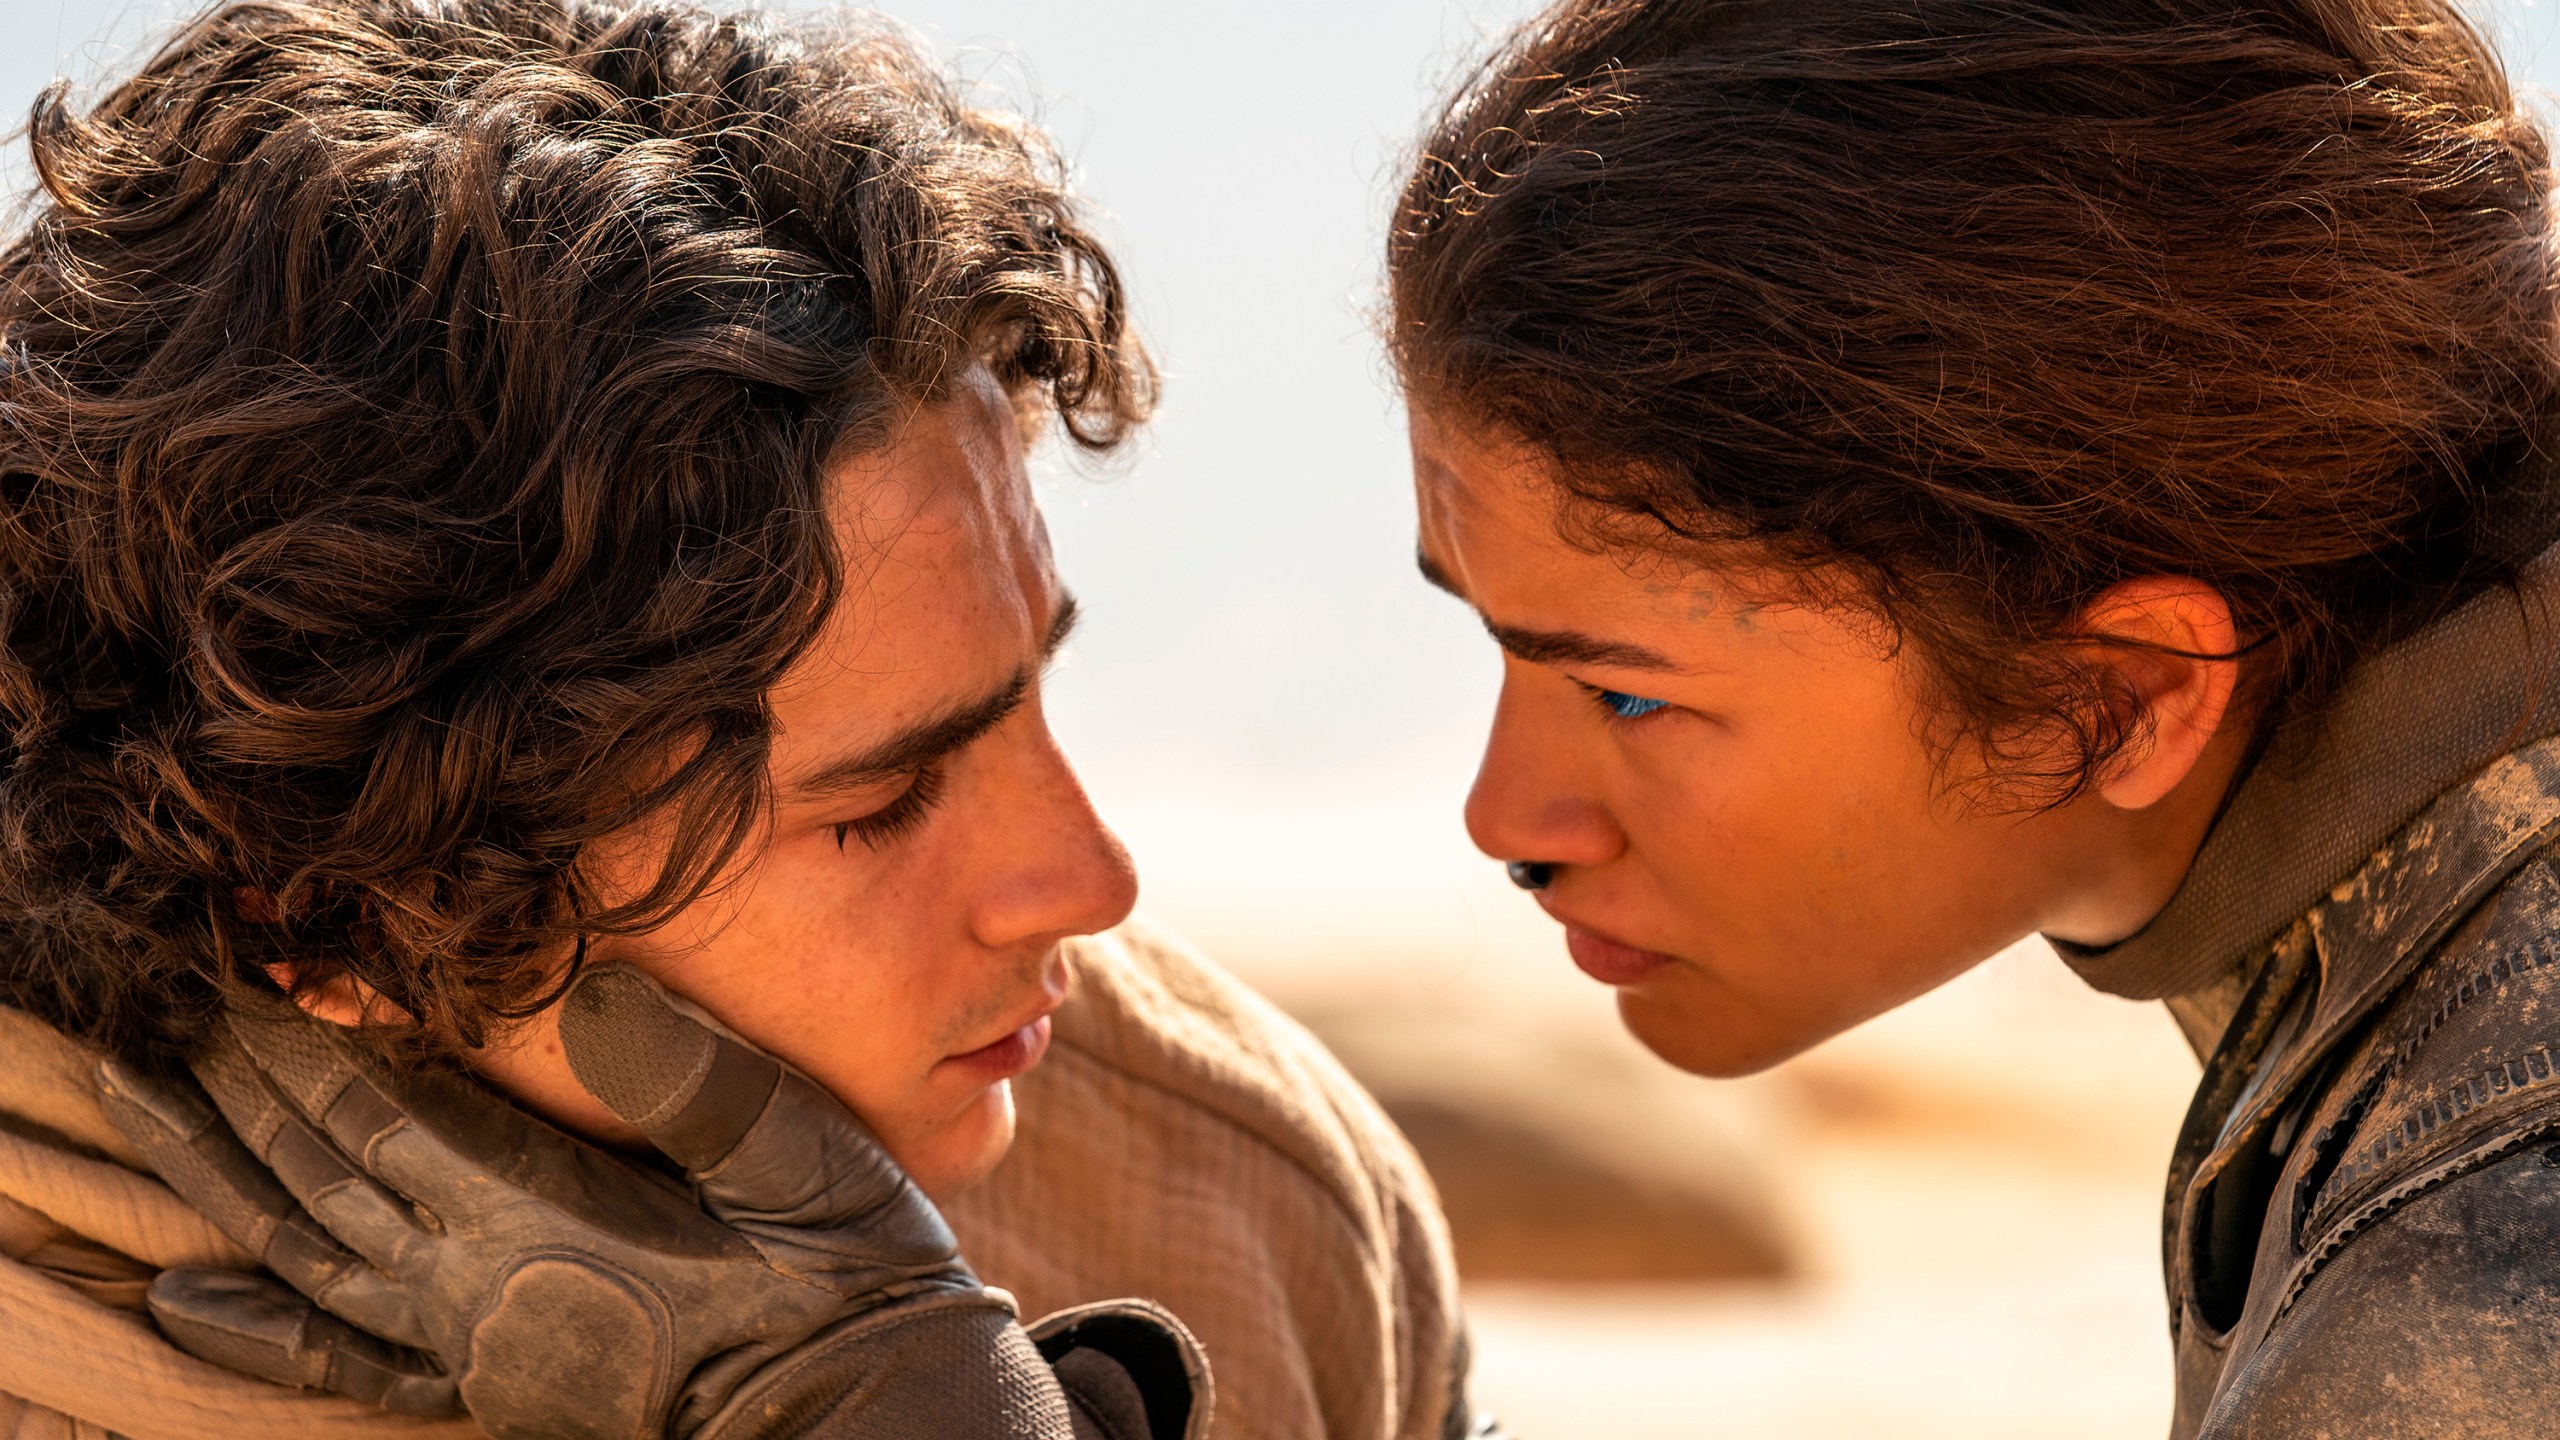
1464, 668, 1626, 874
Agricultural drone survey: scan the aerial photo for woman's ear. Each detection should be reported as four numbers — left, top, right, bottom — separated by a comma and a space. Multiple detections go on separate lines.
2072, 577, 2244, 811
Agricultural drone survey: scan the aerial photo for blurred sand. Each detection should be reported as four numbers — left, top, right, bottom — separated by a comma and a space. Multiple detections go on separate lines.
1453, 944, 2197, 1439
1182, 927, 2188, 1431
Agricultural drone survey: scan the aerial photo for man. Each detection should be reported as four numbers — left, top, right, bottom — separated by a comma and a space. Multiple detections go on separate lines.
0, 0, 1469, 1434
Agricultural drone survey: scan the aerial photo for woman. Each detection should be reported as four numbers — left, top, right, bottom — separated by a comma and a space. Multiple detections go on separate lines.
1391, 0, 2560, 1432
0, 0, 1471, 1435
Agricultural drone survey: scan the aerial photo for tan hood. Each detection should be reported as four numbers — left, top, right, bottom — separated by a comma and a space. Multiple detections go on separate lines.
0, 1006, 481, 1439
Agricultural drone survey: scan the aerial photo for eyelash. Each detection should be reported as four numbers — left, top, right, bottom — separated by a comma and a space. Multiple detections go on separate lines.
1580, 684, 1672, 721
830, 764, 948, 851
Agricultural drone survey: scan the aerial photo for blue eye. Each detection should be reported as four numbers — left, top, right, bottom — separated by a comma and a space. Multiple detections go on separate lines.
1597, 689, 1670, 719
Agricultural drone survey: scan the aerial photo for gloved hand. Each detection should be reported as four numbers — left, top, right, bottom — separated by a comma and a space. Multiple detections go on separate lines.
98, 964, 1210, 1440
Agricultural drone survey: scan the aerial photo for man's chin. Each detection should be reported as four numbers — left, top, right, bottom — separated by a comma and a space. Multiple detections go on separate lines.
900, 1077, 1020, 1201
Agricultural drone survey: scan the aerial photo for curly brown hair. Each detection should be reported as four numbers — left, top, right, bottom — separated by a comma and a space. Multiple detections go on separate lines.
0, 0, 1148, 1060
1389, 0, 2560, 800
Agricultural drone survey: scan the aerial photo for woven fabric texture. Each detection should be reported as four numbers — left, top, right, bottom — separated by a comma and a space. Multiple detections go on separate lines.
0, 920, 1458, 1439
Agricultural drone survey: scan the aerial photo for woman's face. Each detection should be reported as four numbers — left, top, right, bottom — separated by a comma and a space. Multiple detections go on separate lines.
1410, 406, 2238, 1075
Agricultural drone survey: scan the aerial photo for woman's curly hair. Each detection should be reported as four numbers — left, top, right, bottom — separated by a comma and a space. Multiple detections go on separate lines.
0, 0, 1149, 1061
1390, 0, 2560, 802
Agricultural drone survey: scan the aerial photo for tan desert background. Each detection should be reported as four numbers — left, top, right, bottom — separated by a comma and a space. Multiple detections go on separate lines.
6, 0, 2558, 1433
1131, 790, 2203, 1438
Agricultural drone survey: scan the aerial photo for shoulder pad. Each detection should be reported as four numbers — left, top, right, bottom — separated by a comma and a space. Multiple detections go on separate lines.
2288, 856, 2560, 1284
2201, 1141, 2560, 1437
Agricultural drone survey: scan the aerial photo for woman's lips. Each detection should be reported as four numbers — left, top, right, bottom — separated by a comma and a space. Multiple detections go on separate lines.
1564, 925, 1677, 986
939, 1014, 1052, 1083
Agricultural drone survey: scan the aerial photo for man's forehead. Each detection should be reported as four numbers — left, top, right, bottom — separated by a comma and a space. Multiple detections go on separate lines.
830, 423, 1022, 552
766, 516, 1061, 743
767, 379, 1063, 793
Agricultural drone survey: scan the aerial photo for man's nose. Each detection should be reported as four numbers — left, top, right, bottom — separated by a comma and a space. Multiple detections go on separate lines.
969, 705, 1139, 950
1464, 668, 1626, 874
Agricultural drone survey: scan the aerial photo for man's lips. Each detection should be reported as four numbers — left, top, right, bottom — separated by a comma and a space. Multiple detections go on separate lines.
1562, 923, 1678, 986
938, 1013, 1053, 1083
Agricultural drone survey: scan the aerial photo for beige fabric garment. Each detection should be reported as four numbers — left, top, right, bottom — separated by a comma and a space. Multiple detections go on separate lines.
0, 920, 1460, 1440
0, 1006, 486, 1440
947, 922, 1463, 1440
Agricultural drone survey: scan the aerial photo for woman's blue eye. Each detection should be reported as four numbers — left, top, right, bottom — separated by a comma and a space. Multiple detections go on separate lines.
1598, 689, 1670, 719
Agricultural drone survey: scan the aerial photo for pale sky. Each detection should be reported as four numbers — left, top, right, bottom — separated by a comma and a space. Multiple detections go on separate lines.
3, 0, 2555, 978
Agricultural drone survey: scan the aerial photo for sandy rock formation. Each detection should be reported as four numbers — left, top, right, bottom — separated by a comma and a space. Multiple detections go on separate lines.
1298, 1001, 1797, 1284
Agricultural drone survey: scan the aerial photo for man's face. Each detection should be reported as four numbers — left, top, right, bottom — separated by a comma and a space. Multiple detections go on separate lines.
1412, 406, 2112, 1077
473, 370, 1137, 1196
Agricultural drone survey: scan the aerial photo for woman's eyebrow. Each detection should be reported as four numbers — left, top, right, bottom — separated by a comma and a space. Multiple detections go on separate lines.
784, 592, 1080, 801
1481, 621, 1678, 672
1415, 548, 1678, 672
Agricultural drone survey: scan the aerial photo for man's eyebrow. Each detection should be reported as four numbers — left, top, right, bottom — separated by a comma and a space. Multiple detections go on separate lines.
1044, 592, 1081, 656
1415, 548, 1680, 672
784, 592, 1081, 800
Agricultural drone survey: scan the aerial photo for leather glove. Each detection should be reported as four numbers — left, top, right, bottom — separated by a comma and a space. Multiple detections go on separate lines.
98, 964, 1211, 1440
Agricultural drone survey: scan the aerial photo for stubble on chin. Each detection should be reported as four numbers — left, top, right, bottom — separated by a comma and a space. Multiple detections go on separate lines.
928, 945, 1073, 1055
908, 1076, 1020, 1201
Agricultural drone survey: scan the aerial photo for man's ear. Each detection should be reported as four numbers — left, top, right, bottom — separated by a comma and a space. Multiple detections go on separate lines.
2073, 576, 2244, 811
259, 962, 382, 1028
244, 887, 411, 1029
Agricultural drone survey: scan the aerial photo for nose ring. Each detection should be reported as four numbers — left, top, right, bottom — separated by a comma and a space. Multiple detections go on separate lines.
1506, 860, 1556, 891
